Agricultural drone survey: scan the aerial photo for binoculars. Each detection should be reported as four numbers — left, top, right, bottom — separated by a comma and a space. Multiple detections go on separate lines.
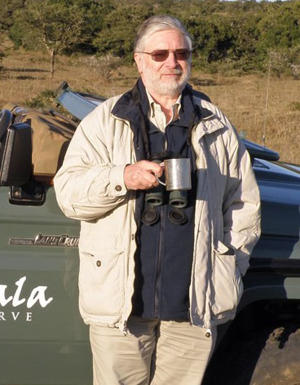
142, 157, 192, 226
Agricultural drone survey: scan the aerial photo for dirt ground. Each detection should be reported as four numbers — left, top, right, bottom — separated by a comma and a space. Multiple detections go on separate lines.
202, 324, 300, 385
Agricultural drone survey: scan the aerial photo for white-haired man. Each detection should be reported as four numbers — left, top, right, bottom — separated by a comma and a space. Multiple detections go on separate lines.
54, 15, 261, 385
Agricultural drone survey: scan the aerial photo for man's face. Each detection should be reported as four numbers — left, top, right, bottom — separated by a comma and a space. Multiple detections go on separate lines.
134, 29, 191, 99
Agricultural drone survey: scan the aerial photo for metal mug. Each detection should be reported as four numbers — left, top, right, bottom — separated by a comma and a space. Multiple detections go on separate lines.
157, 158, 191, 191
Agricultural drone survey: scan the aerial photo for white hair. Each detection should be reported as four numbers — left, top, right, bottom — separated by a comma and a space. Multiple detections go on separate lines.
134, 15, 192, 52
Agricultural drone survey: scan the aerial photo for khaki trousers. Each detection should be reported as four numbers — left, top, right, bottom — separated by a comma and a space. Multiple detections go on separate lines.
89, 316, 216, 385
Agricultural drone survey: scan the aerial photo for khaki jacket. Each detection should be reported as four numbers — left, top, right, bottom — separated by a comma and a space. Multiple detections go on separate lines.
54, 93, 261, 332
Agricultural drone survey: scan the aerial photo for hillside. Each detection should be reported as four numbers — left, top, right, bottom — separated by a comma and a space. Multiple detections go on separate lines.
0, 50, 299, 164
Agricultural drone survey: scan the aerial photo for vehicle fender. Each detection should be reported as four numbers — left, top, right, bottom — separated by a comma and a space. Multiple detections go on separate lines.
239, 275, 300, 312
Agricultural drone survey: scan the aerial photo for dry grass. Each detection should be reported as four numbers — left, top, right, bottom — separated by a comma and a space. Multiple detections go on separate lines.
194, 74, 300, 165
1, 49, 300, 164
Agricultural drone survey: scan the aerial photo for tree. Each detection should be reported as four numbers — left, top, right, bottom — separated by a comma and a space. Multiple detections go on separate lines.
10, 0, 84, 78
5, 0, 300, 75
0, 0, 25, 32
93, 3, 153, 61
257, 2, 300, 50
70, 0, 114, 53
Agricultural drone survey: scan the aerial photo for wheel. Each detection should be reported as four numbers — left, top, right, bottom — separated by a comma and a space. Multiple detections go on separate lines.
203, 324, 300, 385
0, 109, 12, 142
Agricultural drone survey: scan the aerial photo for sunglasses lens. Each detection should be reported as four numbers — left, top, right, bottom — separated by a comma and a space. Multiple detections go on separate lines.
151, 50, 169, 61
175, 49, 190, 60
150, 49, 190, 62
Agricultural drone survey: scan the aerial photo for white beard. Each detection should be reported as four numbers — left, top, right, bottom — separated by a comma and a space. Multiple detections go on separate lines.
142, 65, 191, 98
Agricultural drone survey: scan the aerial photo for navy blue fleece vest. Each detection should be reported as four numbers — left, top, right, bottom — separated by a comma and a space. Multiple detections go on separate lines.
132, 88, 197, 320
111, 80, 210, 321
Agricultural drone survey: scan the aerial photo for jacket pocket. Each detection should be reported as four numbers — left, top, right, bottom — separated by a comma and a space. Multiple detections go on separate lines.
78, 249, 124, 316
211, 243, 243, 319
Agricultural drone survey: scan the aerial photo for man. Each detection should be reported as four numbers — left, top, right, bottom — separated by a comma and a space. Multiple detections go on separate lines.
54, 15, 261, 385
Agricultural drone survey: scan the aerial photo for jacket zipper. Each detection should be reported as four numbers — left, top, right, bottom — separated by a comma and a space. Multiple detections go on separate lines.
154, 205, 166, 318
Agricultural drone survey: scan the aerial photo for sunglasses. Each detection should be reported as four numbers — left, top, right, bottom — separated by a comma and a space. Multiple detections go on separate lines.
137, 49, 191, 62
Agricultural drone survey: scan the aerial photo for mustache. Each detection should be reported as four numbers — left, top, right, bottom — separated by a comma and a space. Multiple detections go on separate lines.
162, 69, 183, 75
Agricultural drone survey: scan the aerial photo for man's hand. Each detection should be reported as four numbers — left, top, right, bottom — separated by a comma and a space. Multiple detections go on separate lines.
124, 160, 163, 190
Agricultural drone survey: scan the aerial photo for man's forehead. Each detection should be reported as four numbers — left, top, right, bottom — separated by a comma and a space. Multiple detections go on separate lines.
143, 29, 188, 49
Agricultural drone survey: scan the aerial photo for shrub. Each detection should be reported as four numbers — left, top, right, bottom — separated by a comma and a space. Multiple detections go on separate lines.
25, 89, 56, 109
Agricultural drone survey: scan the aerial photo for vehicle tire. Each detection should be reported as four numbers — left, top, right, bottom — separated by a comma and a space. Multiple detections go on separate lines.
0, 109, 12, 141
203, 324, 300, 385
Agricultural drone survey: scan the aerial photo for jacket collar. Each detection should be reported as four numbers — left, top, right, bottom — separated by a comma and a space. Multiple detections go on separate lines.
112, 79, 197, 124
196, 112, 226, 140
192, 95, 226, 139
112, 79, 225, 140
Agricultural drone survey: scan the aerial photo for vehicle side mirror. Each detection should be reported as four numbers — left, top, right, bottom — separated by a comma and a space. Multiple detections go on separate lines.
0, 121, 33, 186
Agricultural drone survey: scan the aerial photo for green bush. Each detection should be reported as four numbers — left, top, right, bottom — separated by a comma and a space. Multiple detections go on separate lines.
4, 0, 300, 74
25, 89, 57, 109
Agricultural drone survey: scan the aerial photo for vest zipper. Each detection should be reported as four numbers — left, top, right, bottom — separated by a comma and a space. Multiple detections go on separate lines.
154, 205, 166, 318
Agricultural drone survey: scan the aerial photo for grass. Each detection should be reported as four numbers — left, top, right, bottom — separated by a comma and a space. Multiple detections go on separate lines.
1, 48, 300, 164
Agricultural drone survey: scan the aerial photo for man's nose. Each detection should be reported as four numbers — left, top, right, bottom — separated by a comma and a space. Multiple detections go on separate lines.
165, 52, 178, 66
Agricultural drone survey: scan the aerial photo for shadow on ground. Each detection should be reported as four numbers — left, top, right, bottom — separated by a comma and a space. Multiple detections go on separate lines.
202, 322, 300, 385
5, 67, 49, 73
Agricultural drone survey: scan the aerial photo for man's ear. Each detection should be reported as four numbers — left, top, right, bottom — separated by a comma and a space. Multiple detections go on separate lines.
134, 53, 143, 75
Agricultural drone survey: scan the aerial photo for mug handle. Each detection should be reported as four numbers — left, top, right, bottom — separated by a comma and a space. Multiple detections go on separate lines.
155, 175, 166, 186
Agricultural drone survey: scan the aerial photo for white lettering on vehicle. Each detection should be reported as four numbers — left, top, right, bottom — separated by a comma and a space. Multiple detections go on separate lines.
0, 311, 33, 321
0, 276, 53, 322
12, 311, 20, 320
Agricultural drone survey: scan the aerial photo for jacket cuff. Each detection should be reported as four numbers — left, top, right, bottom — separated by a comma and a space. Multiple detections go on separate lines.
109, 164, 127, 196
